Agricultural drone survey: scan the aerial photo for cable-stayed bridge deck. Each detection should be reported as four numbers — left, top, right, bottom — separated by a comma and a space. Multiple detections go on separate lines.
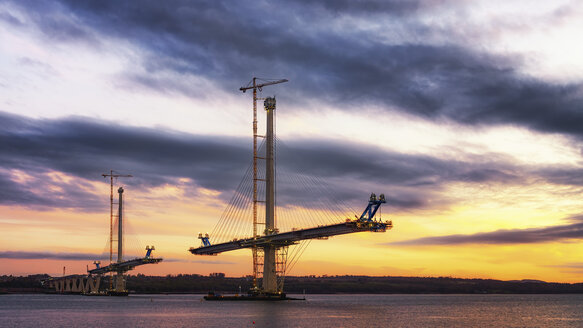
88, 256, 163, 275
190, 79, 394, 297
190, 219, 391, 255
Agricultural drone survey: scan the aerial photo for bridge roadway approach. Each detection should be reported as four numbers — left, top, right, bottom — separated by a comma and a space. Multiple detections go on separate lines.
190, 194, 392, 256
44, 251, 162, 295
44, 186, 162, 296
45, 275, 102, 294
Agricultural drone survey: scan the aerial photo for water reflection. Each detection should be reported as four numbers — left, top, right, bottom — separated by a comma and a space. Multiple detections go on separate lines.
0, 294, 582, 328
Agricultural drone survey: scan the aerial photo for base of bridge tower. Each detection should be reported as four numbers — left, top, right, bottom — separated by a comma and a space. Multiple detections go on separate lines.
105, 291, 129, 296
262, 245, 277, 293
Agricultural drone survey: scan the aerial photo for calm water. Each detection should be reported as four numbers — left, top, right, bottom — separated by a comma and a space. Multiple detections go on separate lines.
1, 294, 582, 327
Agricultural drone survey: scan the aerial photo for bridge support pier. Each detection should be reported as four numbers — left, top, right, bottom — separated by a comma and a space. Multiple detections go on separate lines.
115, 271, 125, 292
262, 245, 277, 293
85, 276, 101, 293
48, 275, 102, 294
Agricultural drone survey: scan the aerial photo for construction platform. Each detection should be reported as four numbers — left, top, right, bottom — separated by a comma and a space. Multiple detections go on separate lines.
204, 291, 304, 301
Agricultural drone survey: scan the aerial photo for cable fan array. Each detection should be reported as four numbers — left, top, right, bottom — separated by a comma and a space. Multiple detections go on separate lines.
207, 136, 360, 274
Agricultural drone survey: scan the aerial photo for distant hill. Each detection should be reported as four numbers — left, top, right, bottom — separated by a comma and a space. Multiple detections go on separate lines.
0, 274, 50, 294
125, 274, 583, 294
2, 274, 582, 294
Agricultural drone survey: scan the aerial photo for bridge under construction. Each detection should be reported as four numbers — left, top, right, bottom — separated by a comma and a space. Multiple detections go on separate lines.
189, 78, 392, 300
46, 177, 162, 296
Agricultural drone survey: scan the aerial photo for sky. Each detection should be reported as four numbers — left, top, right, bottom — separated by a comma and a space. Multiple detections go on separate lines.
1, 0, 583, 283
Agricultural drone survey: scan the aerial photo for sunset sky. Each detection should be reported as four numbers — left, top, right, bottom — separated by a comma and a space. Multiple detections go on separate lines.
1, 0, 583, 283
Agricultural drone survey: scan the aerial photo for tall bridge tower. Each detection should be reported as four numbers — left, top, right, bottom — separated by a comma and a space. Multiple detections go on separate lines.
47, 178, 163, 296
190, 77, 392, 300
239, 78, 288, 293
102, 170, 132, 290
263, 96, 277, 293
85, 182, 163, 296
114, 186, 126, 293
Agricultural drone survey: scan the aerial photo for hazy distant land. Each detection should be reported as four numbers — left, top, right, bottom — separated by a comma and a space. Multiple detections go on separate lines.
2, 274, 582, 294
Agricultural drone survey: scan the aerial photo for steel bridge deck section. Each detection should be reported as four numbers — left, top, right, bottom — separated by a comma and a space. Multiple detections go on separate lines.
88, 257, 163, 275
190, 220, 392, 256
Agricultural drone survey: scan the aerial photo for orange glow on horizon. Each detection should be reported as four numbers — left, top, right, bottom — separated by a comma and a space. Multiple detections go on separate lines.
1, 168, 582, 284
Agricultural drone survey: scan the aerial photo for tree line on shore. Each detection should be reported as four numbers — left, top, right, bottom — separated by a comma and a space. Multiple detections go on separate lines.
2, 274, 583, 294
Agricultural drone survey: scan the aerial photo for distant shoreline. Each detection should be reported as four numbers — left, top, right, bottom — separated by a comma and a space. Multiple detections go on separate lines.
2, 274, 582, 295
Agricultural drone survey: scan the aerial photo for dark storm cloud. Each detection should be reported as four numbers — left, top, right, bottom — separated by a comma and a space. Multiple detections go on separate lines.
0, 10, 23, 26
0, 111, 538, 212
0, 112, 249, 188
274, 140, 524, 209
389, 215, 583, 246
0, 173, 45, 205
290, 0, 432, 14
0, 111, 249, 210
534, 167, 583, 187
6, 0, 583, 140
277, 140, 521, 186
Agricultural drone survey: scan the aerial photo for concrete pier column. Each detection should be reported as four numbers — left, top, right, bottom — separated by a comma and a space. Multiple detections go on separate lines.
71, 277, 81, 292
118, 187, 123, 263
262, 97, 277, 293
115, 187, 126, 293
115, 272, 125, 292
87, 276, 101, 294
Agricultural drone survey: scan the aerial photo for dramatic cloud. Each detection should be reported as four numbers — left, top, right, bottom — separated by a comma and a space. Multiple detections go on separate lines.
274, 139, 523, 209
0, 251, 108, 261
189, 259, 236, 265
389, 215, 583, 246
545, 263, 583, 269
290, 0, 438, 14
0, 251, 190, 263
1, 111, 541, 212
4, 0, 583, 140
0, 111, 249, 209
2, 0, 583, 281
534, 167, 583, 187
544, 262, 583, 275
